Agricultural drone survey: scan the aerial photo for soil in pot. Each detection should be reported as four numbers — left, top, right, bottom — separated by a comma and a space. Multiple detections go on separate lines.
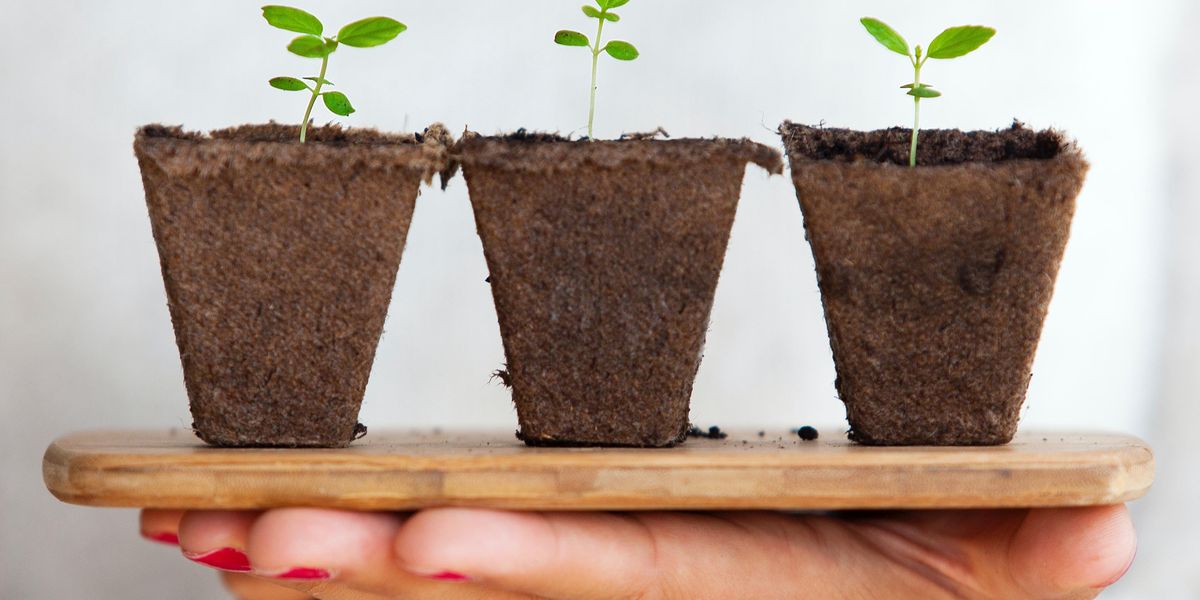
779, 122, 1089, 446
459, 132, 782, 447
134, 123, 452, 448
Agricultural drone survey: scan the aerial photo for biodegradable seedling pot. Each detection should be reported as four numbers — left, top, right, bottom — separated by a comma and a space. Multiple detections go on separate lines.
780, 122, 1089, 446
459, 133, 782, 447
134, 123, 452, 448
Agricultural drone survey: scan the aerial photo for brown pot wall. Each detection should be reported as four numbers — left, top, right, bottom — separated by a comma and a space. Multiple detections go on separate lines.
460, 135, 782, 447
780, 123, 1089, 446
134, 124, 450, 448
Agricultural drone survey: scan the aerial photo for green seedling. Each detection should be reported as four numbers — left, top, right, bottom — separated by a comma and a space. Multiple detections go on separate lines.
555, 0, 640, 140
262, 5, 406, 143
860, 17, 995, 167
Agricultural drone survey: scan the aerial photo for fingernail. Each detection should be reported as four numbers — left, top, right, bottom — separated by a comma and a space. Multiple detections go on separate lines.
1093, 545, 1137, 589
142, 531, 179, 545
183, 547, 252, 573
272, 567, 333, 580
413, 570, 471, 582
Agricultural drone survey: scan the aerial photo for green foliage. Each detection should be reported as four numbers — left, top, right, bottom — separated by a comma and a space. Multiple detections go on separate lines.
906, 84, 942, 99
337, 17, 407, 48
555, 30, 590, 47
927, 26, 995, 59
860, 17, 996, 166
287, 35, 336, 58
860, 18, 908, 56
262, 5, 406, 143
604, 41, 639, 61
269, 77, 308, 91
322, 91, 355, 116
582, 6, 620, 23
555, 0, 641, 139
262, 6, 322, 36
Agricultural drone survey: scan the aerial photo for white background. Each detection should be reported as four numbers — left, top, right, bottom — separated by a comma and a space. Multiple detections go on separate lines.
1, 0, 1194, 597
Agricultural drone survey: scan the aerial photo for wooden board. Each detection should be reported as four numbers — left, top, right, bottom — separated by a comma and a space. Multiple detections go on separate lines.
44, 429, 1154, 511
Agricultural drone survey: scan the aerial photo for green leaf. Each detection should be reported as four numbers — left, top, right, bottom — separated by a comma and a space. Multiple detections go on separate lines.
927, 25, 995, 59
322, 91, 355, 116
269, 76, 308, 91
900, 83, 934, 89
287, 35, 336, 58
598, 0, 630, 8
604, 40, 639, 61
860, 17, 909, 56
304, 76, 334, 86
907, 86, 942, 98
582, 4, 619, 21
337, 16, 407, 48
262, 5, 323, 36
555, 30, 590, 47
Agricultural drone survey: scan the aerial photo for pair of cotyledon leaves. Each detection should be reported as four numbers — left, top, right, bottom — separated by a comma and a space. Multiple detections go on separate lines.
555, 0, 639, 61
860, 17, 995, 99
263, 5, 406, 116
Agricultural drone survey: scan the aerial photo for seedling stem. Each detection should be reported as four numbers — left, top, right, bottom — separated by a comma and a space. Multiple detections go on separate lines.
588, 15, 607, 139
300, 54, 330, 144
910, 46, 924, 168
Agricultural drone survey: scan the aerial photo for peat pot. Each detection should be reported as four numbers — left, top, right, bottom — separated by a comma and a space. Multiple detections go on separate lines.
459, 133, 782, 447
779, 122, 1088, 446
134, 123, 452, 447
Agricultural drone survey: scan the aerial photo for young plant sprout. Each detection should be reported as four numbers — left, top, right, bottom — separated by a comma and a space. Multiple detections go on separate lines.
555, 0, 640, 140
860, 18, 995, 167
262, 5, 406, 143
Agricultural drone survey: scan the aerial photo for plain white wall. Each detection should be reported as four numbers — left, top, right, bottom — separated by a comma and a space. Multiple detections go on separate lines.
0, 0, 1186, 597
1119, 0, 1200, 595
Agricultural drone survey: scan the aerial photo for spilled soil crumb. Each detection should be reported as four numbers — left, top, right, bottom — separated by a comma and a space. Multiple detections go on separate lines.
796, 426, 819, 441
687, 425, 729, 440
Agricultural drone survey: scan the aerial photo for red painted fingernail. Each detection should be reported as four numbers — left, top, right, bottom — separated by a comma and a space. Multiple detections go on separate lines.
142, 531, 179, 545
183, 547, 252, 573
274, 567, 332, 580
424, 571, 470, 582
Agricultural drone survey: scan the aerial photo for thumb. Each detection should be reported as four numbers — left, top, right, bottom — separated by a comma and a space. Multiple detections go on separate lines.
1008, 505, 1137, 597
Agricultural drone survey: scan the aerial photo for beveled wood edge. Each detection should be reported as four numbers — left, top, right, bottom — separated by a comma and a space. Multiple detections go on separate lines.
42, 430, 1155, 511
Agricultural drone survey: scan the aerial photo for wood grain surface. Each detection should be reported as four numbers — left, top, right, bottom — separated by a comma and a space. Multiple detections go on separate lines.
43, 429, 1154, 511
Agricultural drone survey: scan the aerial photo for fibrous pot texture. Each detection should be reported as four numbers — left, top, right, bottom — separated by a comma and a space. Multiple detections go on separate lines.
134, 123, 451, 448
460, 133, 782, 447
780, 122, 1088, 446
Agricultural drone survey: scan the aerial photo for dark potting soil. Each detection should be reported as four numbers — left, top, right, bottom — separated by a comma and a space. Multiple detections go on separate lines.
458, 130, 784, 172
485, 126, 671, 144
459, 133, 782, 447
490, 128, 577, 144
143, 123, 459, 188
779, 120, 1067, 166
135, 123, 451, 448
780, 122, 1088, 446
142, 122, 434, 146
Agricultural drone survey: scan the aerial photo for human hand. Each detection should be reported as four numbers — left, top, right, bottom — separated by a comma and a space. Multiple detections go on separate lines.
140, 505, 1135, 599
